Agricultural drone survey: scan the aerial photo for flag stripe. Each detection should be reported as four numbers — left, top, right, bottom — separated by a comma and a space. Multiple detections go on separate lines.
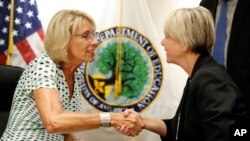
37, 28, 45, 41
11, 46, 26, 68
16, 38, 36, 64
26, 31, 44, 55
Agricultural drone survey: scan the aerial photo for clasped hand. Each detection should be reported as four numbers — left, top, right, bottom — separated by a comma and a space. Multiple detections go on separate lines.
115, 109, 144, 137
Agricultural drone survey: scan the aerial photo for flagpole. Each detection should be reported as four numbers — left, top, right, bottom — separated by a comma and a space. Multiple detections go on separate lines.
6, 0, 15, 65
114, 0, 123, 99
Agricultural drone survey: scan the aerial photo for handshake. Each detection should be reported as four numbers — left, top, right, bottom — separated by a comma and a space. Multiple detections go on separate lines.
103, 109, 145, 137
99, 109, 166, 138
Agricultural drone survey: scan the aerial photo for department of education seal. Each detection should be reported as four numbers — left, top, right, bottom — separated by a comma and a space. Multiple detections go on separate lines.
81, 26, 163, 112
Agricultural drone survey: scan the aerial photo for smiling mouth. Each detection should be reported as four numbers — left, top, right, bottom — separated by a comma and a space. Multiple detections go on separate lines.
88, 50, 94, 53
87, 50, 95, 55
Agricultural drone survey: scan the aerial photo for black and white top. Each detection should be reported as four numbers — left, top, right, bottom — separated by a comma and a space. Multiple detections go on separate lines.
1, 53, 84, 141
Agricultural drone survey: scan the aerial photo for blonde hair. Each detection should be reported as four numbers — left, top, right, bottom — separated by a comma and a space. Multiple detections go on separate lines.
45, 9, 96, 63
163, 6, 215, 55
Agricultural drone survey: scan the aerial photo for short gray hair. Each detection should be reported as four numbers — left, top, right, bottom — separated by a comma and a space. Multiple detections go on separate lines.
163, 6, 215, 55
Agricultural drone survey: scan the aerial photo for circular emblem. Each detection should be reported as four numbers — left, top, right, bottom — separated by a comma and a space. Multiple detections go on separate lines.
81, 27, 163, 112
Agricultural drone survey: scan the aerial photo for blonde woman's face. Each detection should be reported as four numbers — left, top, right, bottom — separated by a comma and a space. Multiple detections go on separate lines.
161, 37, 186, 65
67, 20, 98, 64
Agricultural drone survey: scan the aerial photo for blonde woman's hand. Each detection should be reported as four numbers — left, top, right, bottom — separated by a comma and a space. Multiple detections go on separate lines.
115, 109, 144, 136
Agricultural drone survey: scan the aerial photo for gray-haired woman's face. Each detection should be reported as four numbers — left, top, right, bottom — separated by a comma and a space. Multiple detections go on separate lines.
161, 36, 187, 65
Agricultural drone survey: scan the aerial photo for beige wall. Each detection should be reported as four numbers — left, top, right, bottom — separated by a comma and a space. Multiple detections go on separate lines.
37, 0, 201, 35
147, 0, 201, 38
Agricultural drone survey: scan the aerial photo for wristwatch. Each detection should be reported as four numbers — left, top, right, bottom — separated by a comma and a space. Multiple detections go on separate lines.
99, 113, 111, 127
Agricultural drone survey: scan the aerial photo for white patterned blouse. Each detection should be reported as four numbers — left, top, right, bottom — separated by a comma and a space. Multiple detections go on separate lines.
1, 53, 84, 141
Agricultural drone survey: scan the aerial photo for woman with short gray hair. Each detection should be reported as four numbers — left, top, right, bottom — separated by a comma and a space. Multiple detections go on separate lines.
118, 6, 246, 141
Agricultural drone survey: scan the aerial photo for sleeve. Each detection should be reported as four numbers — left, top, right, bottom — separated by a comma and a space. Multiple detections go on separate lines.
23, 57, 58, 96
160, 119, 175, 141
194, 67, 242, 141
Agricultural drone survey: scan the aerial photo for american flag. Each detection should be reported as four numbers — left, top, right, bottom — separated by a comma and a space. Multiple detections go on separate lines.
0, 0, 44, 68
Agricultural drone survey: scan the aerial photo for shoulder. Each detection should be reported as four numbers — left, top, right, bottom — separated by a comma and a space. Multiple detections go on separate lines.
26, 53, 57, 72
29, 53, 56, 67
190, 62, 239, 97
190, 63, 241, 114
194, 62, 235, 85
17, 53, 62, 93
21, 53, 59, 81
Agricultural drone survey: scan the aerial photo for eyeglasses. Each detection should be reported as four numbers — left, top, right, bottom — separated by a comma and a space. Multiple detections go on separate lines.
72, 31, 98, 41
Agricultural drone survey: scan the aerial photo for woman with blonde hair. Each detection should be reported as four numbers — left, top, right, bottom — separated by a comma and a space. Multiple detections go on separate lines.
1, 9, 142, 141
